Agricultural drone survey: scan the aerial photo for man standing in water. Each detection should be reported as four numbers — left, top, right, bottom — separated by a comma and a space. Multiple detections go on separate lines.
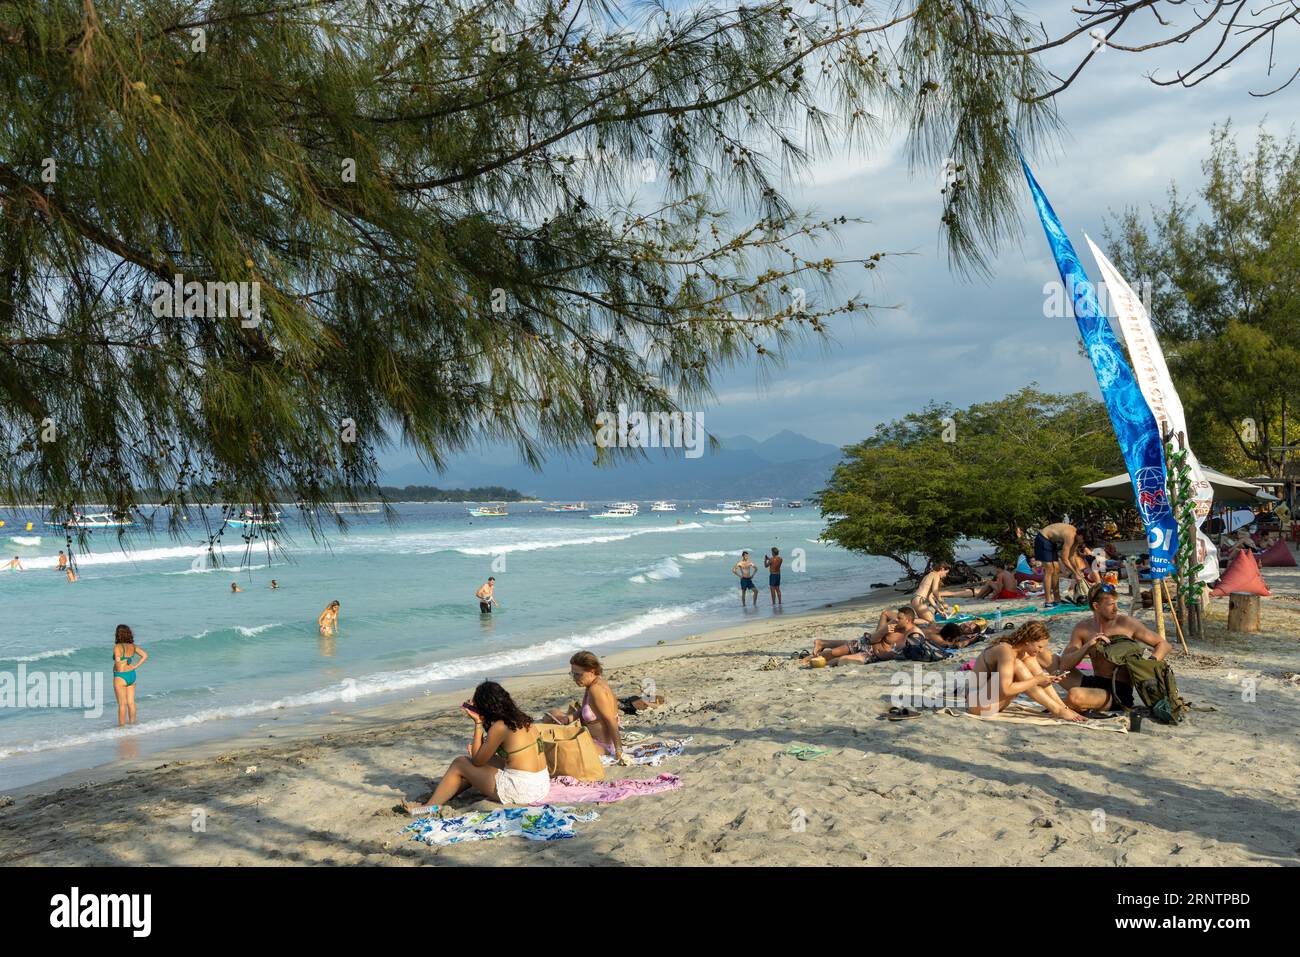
1033, 522, 1087, 606
476, 577, 497, 614
763, 547, 783, 606
732, 552, 759, 607
57, 550, 68, 571
3, 556, 23, 571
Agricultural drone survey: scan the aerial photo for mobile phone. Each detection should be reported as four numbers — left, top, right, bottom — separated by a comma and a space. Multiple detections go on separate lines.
461, 702, 480, 717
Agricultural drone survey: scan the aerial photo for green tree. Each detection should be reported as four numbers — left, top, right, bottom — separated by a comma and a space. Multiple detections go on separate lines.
817, 386, 1125, 576
1105, 124, 1300, 479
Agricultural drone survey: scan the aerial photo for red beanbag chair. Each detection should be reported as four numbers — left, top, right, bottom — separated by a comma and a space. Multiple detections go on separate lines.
1258, 539, 1298, 567
1210, 549, 1272, 597
1014, 570, 1044, 583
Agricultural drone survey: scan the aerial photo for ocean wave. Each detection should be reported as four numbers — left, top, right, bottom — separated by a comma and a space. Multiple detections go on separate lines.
0, 647, 77, 664
10, 544, 211, 572
9, 536, 41, 547
165, 563, 270, 576
678, 550, 731, 561
0, 594, 731, 761
628, 556, 683, 584
454, 522, 702, 556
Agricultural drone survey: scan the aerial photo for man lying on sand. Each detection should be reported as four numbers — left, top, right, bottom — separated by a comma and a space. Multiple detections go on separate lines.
806, 608, 986, 666
1056, 582, 1171, 713
947, 562, 1022, 601
967, 621, 1085, 721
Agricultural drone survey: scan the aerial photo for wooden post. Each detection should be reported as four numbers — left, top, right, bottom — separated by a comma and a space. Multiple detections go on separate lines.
1227, 592, 1261, 633
1161, 579, 1190, 654
1153, 578, 1166, 645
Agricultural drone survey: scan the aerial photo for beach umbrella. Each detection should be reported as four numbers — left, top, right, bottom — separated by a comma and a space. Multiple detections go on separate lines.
1081, 467, 1279, 505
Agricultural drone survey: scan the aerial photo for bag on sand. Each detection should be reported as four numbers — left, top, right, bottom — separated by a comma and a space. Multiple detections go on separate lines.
1098, 638, 1187, 724
537, 723, 605, 781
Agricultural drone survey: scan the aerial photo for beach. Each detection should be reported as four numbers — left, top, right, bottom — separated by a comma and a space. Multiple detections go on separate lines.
3, 571, 1297, 867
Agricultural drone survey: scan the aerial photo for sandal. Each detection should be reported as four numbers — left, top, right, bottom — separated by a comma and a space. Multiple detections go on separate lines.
886, 706, 922, 721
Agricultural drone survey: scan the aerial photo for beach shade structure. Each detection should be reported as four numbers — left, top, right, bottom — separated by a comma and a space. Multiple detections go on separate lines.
1081, 467, 1280, 506
1258, 539, 1298, 568
1210, 549, 1271, 597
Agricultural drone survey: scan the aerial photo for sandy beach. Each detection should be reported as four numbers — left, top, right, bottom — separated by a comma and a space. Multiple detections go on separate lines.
2, 572, 1298, 867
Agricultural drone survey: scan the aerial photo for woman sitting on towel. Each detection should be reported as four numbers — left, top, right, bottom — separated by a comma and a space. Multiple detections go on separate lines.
967, 621, 1085, 722
542, 651, 626, 763
402, 681, 549, 814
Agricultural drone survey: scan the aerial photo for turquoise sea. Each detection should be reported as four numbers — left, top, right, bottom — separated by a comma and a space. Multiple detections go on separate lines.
0, 502, 974, 789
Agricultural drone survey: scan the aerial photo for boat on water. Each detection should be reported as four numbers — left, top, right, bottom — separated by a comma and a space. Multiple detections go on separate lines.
650, 501, 677, 512
333, 502, 382, 514
700, 501, 747, 516
785, 501, 804, 508
467, 504, 509, 518
745, 498, 774, 509
591, 502, 639, 519
228, 509, 283, 528
544, 502, 588, 512
47, 512, 136, 530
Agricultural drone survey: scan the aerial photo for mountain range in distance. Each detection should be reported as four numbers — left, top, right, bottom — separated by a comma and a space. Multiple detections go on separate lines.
379, 430, 844, 500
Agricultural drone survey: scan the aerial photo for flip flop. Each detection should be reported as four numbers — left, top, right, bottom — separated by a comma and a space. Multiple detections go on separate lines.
785, 744, 831, 761
886, 706, 922, 721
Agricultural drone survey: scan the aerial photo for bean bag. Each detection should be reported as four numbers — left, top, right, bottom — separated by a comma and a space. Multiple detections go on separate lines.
1210, 549, 1271, 597
1258, 539, 1298, 568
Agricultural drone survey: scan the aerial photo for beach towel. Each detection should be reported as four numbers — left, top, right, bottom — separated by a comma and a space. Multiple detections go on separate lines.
1211, 549, 1271, 597
600, 737, 692, 767
535, 773, 683, 805
405, 805, 599, 846
939, 704, 1129, 733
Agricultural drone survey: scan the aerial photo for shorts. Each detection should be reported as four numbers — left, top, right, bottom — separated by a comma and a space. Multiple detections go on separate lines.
479, 601, 492, 614
740, 577, 755, 591
769, 574, 781, 587
494, 767, 551, 805
1079, 674, 1134, 709
1033, 532, 1061, 563
996, 589, 1021, 600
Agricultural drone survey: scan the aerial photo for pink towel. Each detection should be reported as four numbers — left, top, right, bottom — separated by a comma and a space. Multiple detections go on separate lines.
533, 773, 683, 805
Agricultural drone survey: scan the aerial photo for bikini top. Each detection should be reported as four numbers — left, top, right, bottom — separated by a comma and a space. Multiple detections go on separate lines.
115, 646, 136, 669
495, 732, 544, 760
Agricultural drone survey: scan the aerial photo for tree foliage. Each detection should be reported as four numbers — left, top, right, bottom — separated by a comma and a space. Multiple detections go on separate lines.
816, 387, 1126, 575
1105, 124, 1300, 479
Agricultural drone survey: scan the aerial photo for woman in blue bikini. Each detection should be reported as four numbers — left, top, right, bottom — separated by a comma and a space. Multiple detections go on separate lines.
112, 624, 148, 726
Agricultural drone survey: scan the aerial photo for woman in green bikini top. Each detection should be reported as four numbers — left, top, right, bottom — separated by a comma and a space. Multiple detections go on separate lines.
111, 624, 148, 727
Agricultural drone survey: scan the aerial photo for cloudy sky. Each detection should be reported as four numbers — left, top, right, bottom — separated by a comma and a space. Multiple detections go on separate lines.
382, 2, 1293, 477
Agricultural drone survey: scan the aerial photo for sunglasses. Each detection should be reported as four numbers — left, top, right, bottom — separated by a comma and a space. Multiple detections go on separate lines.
1092, 583, 1117, 599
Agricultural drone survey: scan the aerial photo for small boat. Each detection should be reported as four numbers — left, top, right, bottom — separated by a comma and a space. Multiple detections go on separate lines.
228, 509, 283, 529
333, 502, 382, 514
467, 504, 509, 518
745, 498, 774, 509
700, 502, 747, 516
591, 502, 639, 519
544, 502, 588, 512
48, 512, 136, 530
785, 501, 804, 509
650, 501, 677, 512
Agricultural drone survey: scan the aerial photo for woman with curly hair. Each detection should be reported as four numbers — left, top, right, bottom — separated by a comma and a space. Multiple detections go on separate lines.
402, 680, 548, 815
967, 621, 1084, 721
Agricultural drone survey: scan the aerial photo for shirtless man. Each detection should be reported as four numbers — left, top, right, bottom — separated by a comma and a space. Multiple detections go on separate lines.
732, 552, 759, 607
3, 556, 22, 571
910, 562, 951, 622
57, 551, 68, 571
949, 563, 1021, 601
811, 607, 923, 665
1056, 582, 1171, 712
1033, 523, 1086, 606
763, 547, 783, 606
475, 577, 497, 614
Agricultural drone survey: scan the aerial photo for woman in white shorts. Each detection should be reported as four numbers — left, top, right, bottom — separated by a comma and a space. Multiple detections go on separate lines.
402, 681, 550, 814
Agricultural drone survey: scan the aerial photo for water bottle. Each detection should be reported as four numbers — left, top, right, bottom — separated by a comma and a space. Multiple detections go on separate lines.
641, 677, 656, 702
994, 608, 1002, 628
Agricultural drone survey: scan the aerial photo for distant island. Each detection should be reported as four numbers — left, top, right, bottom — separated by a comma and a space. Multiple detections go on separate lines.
376, 485, 533, 503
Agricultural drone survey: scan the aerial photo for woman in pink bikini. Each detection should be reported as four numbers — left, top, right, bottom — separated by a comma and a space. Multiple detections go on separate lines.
544, 651, 625, 763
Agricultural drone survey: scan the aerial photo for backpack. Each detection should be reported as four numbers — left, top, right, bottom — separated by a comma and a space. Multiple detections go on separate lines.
902, 634, 950, 663
1098, 638, 1187, 724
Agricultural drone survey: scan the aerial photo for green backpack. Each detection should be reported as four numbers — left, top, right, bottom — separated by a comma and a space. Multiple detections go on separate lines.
1098, 638, 1187, 724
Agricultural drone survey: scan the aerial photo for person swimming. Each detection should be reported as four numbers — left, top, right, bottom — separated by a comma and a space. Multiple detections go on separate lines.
112, 624, 148, 726
230, 581, 242, 593
4, 556, 23, 571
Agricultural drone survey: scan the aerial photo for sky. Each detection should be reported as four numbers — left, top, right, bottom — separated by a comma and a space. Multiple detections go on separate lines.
382, 2, 1295, 477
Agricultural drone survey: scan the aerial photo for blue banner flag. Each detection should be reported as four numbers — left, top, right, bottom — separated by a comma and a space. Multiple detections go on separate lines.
1020, 156, 1177, 578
